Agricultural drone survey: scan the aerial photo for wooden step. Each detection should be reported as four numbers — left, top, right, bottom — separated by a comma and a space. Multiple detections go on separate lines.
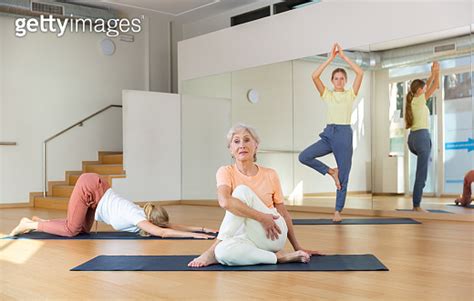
38, 174, 127, 209
51, 185, 74, 198
68, 174, 81, 185
68, 173, 126, 185
34, 196, 69, 210
101, 154, 123, 164
33, 151, 127, 210
84, 164, 124, 175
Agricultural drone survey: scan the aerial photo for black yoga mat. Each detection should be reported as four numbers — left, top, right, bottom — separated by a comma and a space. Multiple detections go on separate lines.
292, 218, 421, 225
71, 254, 389, 272
446, 204, 474, 208
2, 231, 216, 240
396, 209, 453, 214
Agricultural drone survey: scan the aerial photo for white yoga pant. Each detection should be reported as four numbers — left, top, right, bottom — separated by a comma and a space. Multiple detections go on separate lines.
214, 185, 288, 266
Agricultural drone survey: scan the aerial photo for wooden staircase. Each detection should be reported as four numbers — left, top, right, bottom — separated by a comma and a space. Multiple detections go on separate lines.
33, 151, 126, 210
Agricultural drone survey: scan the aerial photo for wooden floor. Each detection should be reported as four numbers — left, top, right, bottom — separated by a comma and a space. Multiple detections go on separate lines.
1, 205, 473, 300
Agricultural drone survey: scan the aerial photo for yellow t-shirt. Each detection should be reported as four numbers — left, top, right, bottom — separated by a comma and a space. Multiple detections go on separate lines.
322, 88, 357, 125
411, 94, 429, 131
216, 164, 284, 208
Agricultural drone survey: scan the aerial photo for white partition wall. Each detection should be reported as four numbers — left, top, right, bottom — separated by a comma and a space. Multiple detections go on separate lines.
231, 61, 293, 150
113, 90, 181, 201
181, 73, 232, 99
231, 61, 294, 195
181, 95, 232, 199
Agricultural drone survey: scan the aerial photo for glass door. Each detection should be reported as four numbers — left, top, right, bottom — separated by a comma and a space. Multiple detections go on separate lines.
441, 70, 473, 194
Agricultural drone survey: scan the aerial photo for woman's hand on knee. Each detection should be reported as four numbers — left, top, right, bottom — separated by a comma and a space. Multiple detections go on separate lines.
258, 213, 282, 240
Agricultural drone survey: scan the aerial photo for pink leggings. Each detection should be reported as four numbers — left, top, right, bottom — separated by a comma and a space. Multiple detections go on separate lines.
38, 173, 110, 237
458, 170, 474, 207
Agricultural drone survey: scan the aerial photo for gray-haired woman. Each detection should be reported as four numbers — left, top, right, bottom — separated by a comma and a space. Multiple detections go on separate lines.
188, 124, 322, 267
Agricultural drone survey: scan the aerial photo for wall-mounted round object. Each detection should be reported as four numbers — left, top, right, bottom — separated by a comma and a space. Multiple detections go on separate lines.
247, 89, 259, 104
100, 38, 116, 56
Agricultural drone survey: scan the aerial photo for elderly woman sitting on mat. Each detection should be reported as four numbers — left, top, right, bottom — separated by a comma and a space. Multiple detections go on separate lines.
188, 123, 322, 267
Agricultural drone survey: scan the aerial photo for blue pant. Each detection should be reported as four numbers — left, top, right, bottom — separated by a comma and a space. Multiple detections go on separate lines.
298, 124, 353, 212
407, 129, 431, 207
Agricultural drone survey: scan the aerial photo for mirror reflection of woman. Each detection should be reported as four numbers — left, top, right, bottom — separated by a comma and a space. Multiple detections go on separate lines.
405, 62, 440, 212
455, 170, 474, 207
299, 43, 364, 222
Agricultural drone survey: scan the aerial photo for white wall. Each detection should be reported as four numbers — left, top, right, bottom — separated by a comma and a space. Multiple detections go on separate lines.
181, 74, 232, 199
231, 61, 293, 150
170, 21, 182, 94
231, 61, 294, 195
142, 11, 173, 92
178, 1, 471, 83
181, 95, 232, 199
90, 4, 174, 93
0, 14, 147, 204
113, 91, 181, 201
181, 73, 231, 99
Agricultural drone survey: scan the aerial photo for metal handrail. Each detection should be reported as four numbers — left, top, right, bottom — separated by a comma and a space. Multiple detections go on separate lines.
43, 105, 122, 196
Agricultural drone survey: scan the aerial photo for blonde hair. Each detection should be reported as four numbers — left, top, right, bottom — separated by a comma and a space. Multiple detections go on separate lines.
226, 123, 260, 161
138, 203, 169, 237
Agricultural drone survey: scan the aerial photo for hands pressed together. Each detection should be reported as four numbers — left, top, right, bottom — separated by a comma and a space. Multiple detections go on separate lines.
431, 61, 440, 73
193, 227, 219, 239
329, 42, 346, 60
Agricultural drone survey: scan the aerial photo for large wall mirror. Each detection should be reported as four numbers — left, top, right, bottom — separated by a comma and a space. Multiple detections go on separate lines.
180, 25, 473, 217
369, 26, 472, 213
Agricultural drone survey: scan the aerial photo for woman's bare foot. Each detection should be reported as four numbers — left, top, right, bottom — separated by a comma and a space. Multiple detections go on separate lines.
9, 217, 37, 236
188, 250, 218, 268
276, 250, 311, 264
31, 216, 48, 222
332, 211, 342, 222
328, 168, 341, 190
413, 207, 428, 213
